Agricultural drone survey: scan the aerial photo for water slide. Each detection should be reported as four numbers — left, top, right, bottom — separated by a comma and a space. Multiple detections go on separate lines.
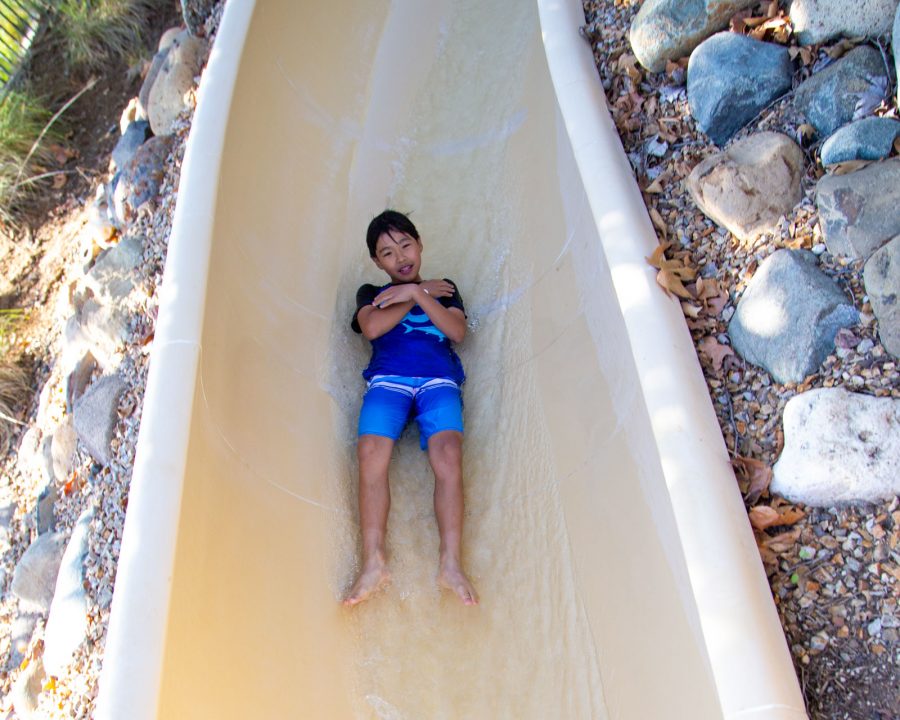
95, 1, 809, 718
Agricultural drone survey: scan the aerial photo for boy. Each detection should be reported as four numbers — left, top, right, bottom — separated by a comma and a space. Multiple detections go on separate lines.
343, 210, 478, 607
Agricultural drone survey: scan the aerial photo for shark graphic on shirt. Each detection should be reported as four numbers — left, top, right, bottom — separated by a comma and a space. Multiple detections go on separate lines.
401, 311, 447, 341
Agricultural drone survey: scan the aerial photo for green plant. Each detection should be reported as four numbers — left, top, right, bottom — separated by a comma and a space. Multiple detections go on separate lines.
0, 88, 57, 222
52, 0, 155, 71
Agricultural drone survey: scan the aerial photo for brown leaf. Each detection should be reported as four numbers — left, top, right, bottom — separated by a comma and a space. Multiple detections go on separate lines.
649, 206, 667, 239
681, 301, 702, 319
645, 241, 672, 269
697, 336, 735, 371
52, 174, 67, 189
644, 177, 664, 194
657, 268, 694, 298
749, 505, 780, 530
777, 507, 806, 526
733, 456, 772, 504
764, 527, 801, 552
830, 159, 871, 175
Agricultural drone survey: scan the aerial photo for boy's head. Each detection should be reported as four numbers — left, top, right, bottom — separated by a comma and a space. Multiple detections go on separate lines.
367, 210, 424, 283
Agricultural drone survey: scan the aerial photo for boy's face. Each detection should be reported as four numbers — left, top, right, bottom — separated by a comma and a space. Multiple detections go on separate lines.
372, 230, 423, 283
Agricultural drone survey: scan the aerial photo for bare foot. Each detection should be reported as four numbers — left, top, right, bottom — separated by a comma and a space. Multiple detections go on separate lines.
438, 562, 479, 606
343, 559, 391, 607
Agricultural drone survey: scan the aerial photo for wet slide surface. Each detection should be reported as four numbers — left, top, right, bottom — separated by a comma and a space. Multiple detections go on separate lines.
96, 1, 808, 718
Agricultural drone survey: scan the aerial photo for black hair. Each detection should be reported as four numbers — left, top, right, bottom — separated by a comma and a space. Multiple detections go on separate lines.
366, 210, 419, 258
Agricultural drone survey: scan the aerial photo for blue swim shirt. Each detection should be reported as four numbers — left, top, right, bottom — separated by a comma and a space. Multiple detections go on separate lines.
351, 279, 466, 384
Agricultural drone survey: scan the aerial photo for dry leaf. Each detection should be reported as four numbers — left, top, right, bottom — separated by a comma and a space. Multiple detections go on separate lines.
893, 135, 900, 154
777, 507, 806, 526
649, 206, 667, 238
657, 268, 693, 298
681, 301, 702, 319
733, 455, 772, 504
764, 527, 802, 552
645, 241, 672, 269
830, 159, 871, 175
644, 177, 664, 194
798, 123, 816, 141
697, 336, 735, 371
617, 53, 642, 83
52, 174, 67, 189
749, 505, 781, 530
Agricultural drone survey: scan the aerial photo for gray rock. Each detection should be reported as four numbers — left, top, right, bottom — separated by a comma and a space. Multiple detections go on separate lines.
820, 117, 900, 166
728, 249, 859, 383
50, 418, 78, 484
10, 531, 67, 614
44, 508, 93, 676
629, 0, 757, 72
0, 499, 14, 554
687, 131, 804, 240
113, 135, 174, 224
35, 480, 55, 535
72, 375, 125, 466
863, 234, 900, 358
111, 120, 152, 172
895, 4, 900, 105
146, 30, 207, 136
790, 0, 900, 45
10, 655, 45, 719
794, 45, 888, 138
816, 157, 900, 260
687, 32, 793, 146
83, 233, 143, 303
64, 297, 130, 368
138, 43, 173, 119
773, 388, 900, 504
65, 351, 97, 413
181, 0, 218, 36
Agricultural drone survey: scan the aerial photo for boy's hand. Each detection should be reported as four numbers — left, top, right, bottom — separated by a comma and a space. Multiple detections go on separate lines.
372, 283, 420, 308
419, 279, 455, 298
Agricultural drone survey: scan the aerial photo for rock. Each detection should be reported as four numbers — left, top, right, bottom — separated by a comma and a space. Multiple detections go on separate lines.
64, 298, 130, 369
181, 0, 218, 36
72, 375, 125, 466
111, 120, 152, 172
65, 351, 97, 413
159, 26, 183, 53
793, 45, 888, 138
0, 499, 14, 554
790, 0, 900, 45
10, 531, 67, 614
687, 32, 793, 146
820, 117, 900, 166
10, 655, 46, 719
138, 43, 173, 120
816, 157, 900, 260
146, 29, 207, 136
7, 612, 39, 669
863, 234, 900, 358
35, 479, 55, 535
44, 508, 93, 676
82, 233, 143, 303
49, 418, 78, 482
113, 135, 173, 224
629, 0, 757, 72
773, 388, 900, 504
728, 249, 859, 383
118, 96, 146, 134
687, 131, 804, 240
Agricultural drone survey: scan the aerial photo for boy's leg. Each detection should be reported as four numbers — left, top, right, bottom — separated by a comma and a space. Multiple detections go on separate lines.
344, 434, 395, 606
426, 429, 478, 606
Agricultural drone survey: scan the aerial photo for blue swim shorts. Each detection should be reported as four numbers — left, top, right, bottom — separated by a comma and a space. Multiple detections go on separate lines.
358, 375, 463, 450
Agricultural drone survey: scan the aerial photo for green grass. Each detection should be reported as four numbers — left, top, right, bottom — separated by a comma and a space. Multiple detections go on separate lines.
51, 0, 154, 72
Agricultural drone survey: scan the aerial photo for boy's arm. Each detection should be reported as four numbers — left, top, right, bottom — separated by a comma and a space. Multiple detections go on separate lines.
356, 300, 415, 340
372, 284, 466, 344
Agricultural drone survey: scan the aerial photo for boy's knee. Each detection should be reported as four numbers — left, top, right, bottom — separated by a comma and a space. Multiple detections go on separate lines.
358, 434, 393, 464
427, 430, 462, 465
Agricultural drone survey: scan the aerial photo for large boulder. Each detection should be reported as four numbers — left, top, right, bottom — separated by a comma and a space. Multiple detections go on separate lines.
793, 45, 888, 139
819, 117, 900, 167
727, 249, 859, 383
630, 0, 757, 72
111, 120, 152, 173
146, 29, 208, 136
773, 388, 900, 505
687, 33, 793, 146
687, 131, 804, 240
863, 234, 900, 358
816, 157, 900, 260
790, 0, 900, 45
112, 135, 174, 225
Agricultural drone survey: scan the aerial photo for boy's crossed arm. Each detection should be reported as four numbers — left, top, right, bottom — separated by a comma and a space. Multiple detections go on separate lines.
358, 279, 466, 343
